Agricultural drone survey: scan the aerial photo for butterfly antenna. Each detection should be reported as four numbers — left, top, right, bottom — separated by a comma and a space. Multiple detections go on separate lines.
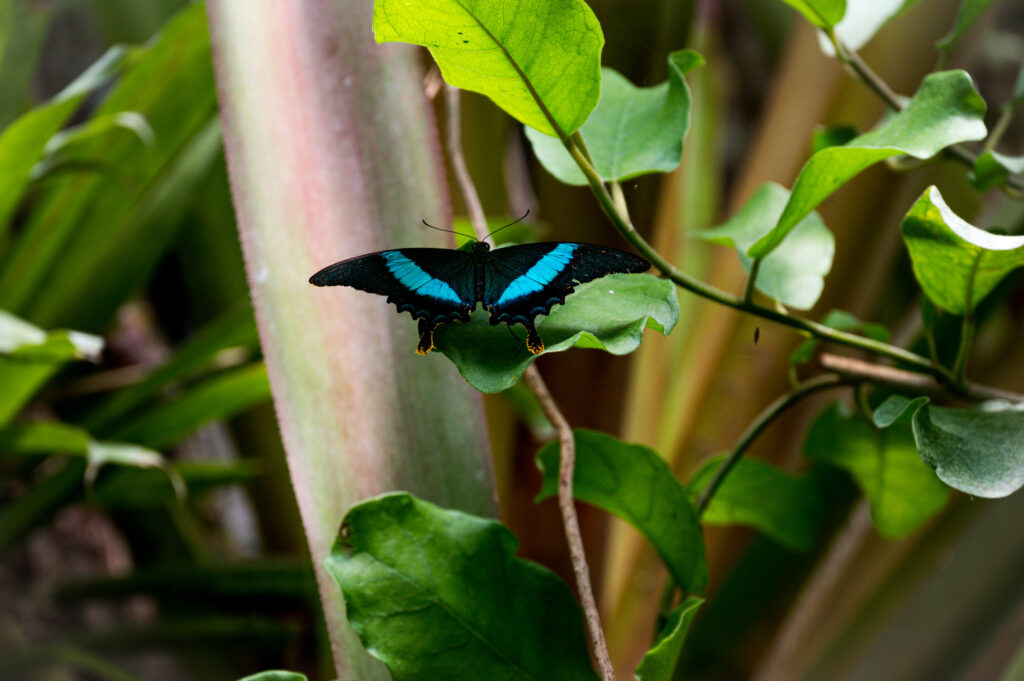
484, 209, 531, 241
421, 218, 477, 242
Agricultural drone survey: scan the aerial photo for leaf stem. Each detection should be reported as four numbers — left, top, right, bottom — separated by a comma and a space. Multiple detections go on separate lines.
952, 253, 982, 389
743, 258, 762, 304
524, 366, 618, 681
560, 135, 950, 380
827, 31, 1024, 193
694, 374, 851, 517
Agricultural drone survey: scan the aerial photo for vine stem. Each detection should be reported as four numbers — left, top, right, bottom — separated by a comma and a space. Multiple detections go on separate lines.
694, 374, 851, 517
825, 29, 1024, 193
559, 135, 951, 381
445, 85, 616, 681
524, 367, 618, 681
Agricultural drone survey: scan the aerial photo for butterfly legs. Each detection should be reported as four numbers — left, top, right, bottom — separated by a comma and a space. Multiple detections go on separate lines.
523, 320, 544, 355
416, 319, 439, 356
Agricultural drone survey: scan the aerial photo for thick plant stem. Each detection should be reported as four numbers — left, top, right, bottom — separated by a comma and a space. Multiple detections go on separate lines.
694, 374, 851, 516
524, 367, 618, 681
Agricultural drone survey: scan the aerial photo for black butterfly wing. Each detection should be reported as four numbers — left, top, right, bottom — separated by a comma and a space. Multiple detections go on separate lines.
309, 248, 476, 325
483, 242, 650, 325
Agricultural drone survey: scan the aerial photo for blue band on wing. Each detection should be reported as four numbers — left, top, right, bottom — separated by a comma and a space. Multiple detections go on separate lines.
495, 243, 577, 306
382, 251, 463, 304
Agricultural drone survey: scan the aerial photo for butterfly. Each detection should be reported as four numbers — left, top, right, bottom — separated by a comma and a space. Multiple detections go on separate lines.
309, 224, 651, 356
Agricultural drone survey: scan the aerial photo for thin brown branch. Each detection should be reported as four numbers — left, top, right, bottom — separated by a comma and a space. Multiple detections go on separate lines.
444, 84, 490, 242
524, 367, 617, 681
444, 83, 615, 681
818, 353, 1024, 403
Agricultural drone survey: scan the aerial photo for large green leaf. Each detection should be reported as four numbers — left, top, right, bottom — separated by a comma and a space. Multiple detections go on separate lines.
326, 492, 599, 681
901, 186, 1024, 314
805, 403, 948, 537
936, 0, 998, 51
694, 182, 833, 310
779, 0, 846, 28
535, 429, 708, 593
875, 395, 1024, 498
688, 456, 823, 552
526, 50, 702, 185
0, 310, 102, 425
634, 597, 703, 681
749, 71, 987, 259
0, 5, 218, 331
372, 0, 603, 137
436, 273, 677, 393
109, 362, 271, 450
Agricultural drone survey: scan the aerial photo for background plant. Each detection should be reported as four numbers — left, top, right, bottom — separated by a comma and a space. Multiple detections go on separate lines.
1, 1, 1023, 680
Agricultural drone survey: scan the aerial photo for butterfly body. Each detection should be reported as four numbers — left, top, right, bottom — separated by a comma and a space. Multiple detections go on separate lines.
310, 240, 650, 355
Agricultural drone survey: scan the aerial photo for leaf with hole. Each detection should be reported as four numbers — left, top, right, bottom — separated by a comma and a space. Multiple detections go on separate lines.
536, 428, 707, 593
326, 492, 599, 681
372, 0, 603, 136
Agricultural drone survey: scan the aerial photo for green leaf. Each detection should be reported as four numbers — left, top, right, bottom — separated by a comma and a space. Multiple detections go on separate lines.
0, 420, 91, 456
901, 186, 1024, 314
0, 44, 128, 242
0, 310, 103, 426
749, 71, 987, 259
526, 49, 703, 185
695, 182, 833, 310
688, 456, 823, 552
971, 150, 1024, 191
536, 429, 708, 593
824, 0, 920, 51
811, 124, 859, 153
239, 673, 309, 681
634, 597, 703, 681
936, 0, 998, 51
0, 5, 218, 331
436, 273, 678, 393
790, 309, 889, 366
109, 363, 271, 450
91, 460, 258, 508
874, 395, 1024, 498
372, 0, 603, 137
326, 492, 599, 681
779, 0, 846, 28
85, 441, 183, 499
805, 403, 948, 537
30, 111, 154, 182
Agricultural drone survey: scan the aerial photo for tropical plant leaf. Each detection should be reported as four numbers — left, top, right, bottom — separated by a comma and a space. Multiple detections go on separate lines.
536, 428, 708, 593
436, 273, 678, 393
326, 492, 599, 681
901, 186, 1024, 314
695, 182, 833, 310
688, 456, 823, 552
806, 403, 948, 537
971, 150, 1024, 191
526, 49, 703, 185
372, 0, 603, 136
749, 71, 987, 259
634, 597, 703, 681
874, 395, 1024, 498
936, 0, 998, 51
779, 0, 846, 28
